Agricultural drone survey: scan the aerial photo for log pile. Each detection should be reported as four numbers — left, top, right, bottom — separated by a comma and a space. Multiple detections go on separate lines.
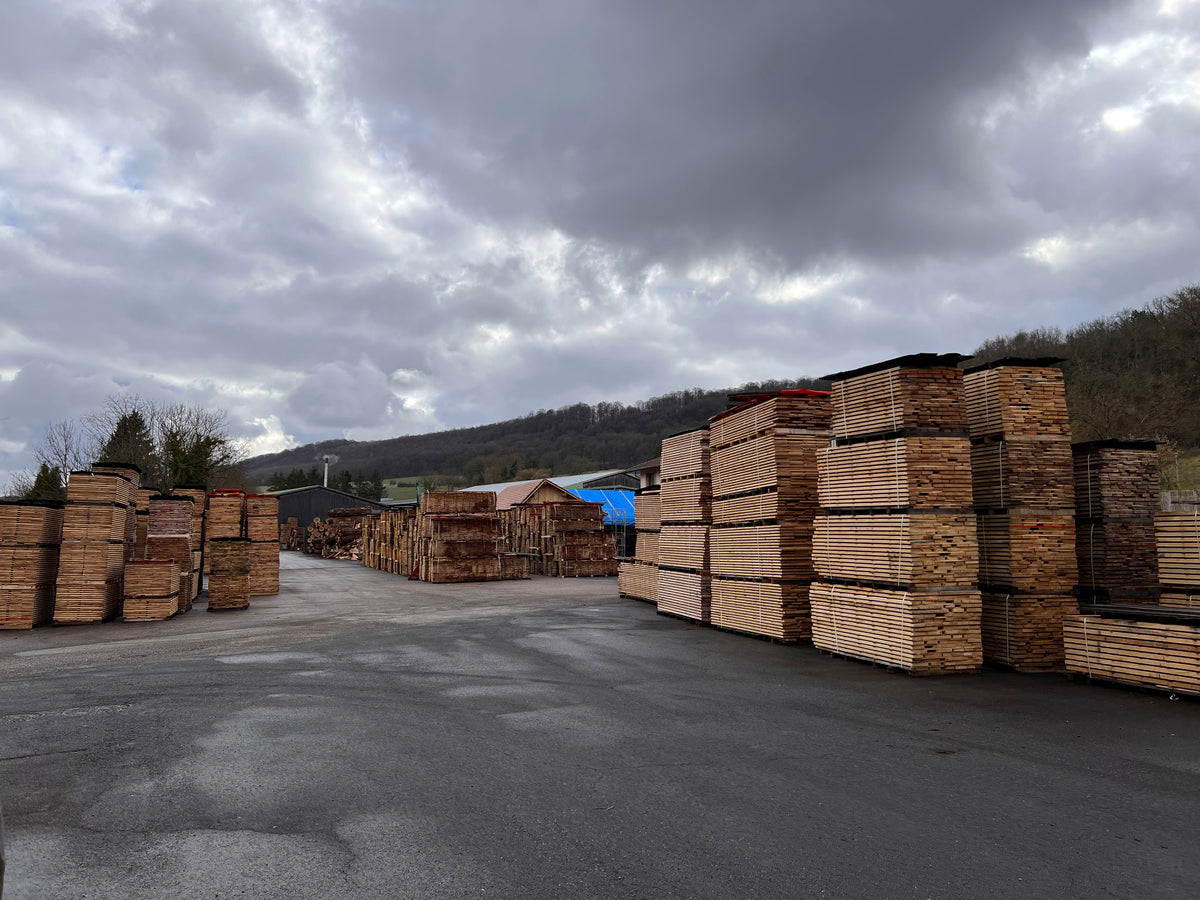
207, 538, 250, 610
1073, 440, 1160, 603
812, 354, 982, 674
1156, 512, 1200, 601
121, 559, 180, 621
619, 490, 660, 603
964, 359, 1078, 670
306, 508, 372, 560
1064, 612, 1200, 696
54, 471, 132, 624
246, 495, 280, 595
708, 390, 830, 641
657, 428, 711, 621
144, 495, 195, 613
0, 500, 63, 629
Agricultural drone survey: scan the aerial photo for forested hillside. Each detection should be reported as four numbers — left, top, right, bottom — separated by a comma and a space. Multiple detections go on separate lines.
246, 283, 1200, 488
243, 379, 826, 486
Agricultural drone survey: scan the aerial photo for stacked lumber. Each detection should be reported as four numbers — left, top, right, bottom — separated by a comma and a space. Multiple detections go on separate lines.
122, 559, 180, 621
706, 391, 830, 641
421, 491, 496, 515
0, 500, 63, 629
658, 428, 711, 621
93, 462, 141, 559
144, 495, 195, 613
810, 583, 983, 674
280, 517, 302, 551
207, 538, 250, 610
172, 486, 207, 601
540, 503, 617, 577
419, 513, 501, 583
1156, 512, 1200, 597
204, 490, 245, 573
245, 495, 279, 595
812, 354, 982, 673
1073, 441, 1160, 603
964, 359, 1078, 671
134, 488, 155, 559
306, 508, 371, 560
619, 490, 660, 603
1065, 613, 1200, 696
54, 471, 132, 624
363, 509, 417, 574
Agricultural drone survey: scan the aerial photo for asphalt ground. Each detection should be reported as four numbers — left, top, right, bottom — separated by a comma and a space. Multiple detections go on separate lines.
2, 554, 1199, 899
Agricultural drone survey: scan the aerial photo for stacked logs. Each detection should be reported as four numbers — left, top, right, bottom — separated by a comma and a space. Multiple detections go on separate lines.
657, 428, 712, 621
172, 485, 208, 602
142, 494, 195, 614
307, 508, 372, 559
618, 490, 660, 603
121, 560, 180, 621
0, 500, 63, 629
812, 354, 983, 674
54, 471, 133, 624
208, 538, 250, 610
1073, 440, 1160, 603
245, 495, 280, 595
707, 390, 831, 641
963, 359, 1078, 671
1156, 511, 1200, 605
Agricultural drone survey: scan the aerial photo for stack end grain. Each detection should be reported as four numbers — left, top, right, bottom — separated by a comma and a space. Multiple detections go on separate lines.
55, 471, 133, 624
618, 490, 660, 603
92, 461, 142, 561
246, 494, 280, 595
812, 353, 983, 674
208, 537, 251, 610
657, 428, 711, 622
964, 359, 1078, 671
0, 500, 63, 629
141, 494, 195, 615
708, 390, 831, 641
1156, 510, 1200, 605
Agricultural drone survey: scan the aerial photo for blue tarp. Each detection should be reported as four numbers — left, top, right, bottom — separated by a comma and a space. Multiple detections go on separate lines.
568, 489, 635, 526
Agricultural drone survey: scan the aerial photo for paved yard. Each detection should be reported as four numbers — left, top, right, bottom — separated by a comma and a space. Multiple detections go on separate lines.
2, 554, 1199, 898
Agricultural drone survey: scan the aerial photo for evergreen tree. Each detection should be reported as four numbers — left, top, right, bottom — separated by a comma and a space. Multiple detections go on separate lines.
24, 462, 66, 501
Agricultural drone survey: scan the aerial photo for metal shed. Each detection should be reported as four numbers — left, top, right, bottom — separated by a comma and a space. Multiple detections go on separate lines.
268, 486, 386, 524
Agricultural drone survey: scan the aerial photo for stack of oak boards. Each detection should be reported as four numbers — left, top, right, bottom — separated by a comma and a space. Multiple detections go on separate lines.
0, 500, 63, 629
172, 485, 208, 601
1065, 608, 1200, 697
1073, 440, 1160, 603
418, 491, 502, 582
144, 495, 195, 613
54, 471, 132, 624
1156, 511, 1200, 605
619, 490, 660, 603
812, 354, 983, 674
92, 461, 142, 560
121, 559, 181, 621
657, 428, 711, 622
246, 494, 280, 595
204, 490, 245, 574
208, 538, 251, 610
964, 359, 1078, 671
707, 390, 830, 641
363, 508, 418, 575
540, 502, 617, 577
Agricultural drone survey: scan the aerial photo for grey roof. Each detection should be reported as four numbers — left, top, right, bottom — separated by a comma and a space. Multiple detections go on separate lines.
462, 470, 623, 493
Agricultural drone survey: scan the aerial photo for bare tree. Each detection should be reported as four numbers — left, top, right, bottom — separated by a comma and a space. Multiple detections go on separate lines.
34, 420, 95, 484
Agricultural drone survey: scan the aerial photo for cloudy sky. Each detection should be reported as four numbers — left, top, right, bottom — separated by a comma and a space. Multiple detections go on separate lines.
1, 0, 1197, 484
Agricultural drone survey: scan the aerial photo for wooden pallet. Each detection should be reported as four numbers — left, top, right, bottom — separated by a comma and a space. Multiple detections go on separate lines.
710, 577, 811, 641
812, 513, 979, 587
976, 513, 1077, 592
963, 363, 1070, 439
1064, 614, 1200, 695
817, 436, 973, 510
810, 581, 982, 674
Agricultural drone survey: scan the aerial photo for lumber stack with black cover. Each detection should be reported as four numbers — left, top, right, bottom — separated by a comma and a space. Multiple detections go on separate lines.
246, 494, 280, 595
811, 354, 982, 674
657, 428, 711, 621
619, 490, 660, 603
54, 471, 132, 624
1073, 440, 1160, 603
707, 390, 830, 641
0, 500, 63, 629
964, 359, 1078, 670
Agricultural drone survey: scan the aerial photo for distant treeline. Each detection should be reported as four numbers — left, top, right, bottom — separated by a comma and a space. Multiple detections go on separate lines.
971, 283, 1200, 448
242, 378, 826, 486
245, 283, 1200, 487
